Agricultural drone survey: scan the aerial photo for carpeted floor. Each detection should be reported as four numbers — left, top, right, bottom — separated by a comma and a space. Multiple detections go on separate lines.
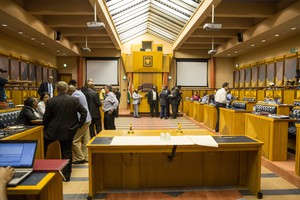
115, 116, 204, 130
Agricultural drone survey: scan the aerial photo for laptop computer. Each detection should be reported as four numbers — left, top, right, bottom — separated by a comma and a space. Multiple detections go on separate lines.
0, 140, 37, 186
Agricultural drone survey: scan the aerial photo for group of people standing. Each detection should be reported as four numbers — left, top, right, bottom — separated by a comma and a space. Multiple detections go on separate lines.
132, 85, 182, 119
14, 77, 119, 181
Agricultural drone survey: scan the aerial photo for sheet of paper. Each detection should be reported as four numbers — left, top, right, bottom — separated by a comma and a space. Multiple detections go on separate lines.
187, 135, 218, 147
110, 136, 195, 146
111, 136, 164, 146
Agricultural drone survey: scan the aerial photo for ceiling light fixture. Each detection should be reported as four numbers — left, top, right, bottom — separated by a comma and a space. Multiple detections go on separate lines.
228, 54, 231, 56
31, 38, 35, 40
251, 44, 255, 47
234, 51, 238, 54
275, 34, 279, 37
41, 42, 45, 45
18, 31, 23, 34
291, 27, 296, 30
261, 39, 266, 43
2, 24, 7, 27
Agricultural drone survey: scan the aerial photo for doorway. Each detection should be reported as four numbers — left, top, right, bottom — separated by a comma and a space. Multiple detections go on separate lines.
58, 73, 72, 84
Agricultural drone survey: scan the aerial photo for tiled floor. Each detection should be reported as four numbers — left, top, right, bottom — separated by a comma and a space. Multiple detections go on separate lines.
63, 164, 300, 200
63, 116, 300, 200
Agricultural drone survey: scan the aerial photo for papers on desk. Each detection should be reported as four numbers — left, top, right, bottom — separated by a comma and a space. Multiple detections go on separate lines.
187, 135, 218, 147
110, 135, 218, 147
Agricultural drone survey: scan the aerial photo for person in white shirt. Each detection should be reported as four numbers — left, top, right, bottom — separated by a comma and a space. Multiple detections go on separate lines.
37, 93, 50, 118
132, 89, 142, 118
214, 82, 229, 132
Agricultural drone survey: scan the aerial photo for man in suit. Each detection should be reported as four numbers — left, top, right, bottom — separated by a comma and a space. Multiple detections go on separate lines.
43, 81, 87, 181
169, 86, 181, 119
81, 79, 102, 137
38, 76, 55, 98
159, 85, 169, 119
113, 88, 121, 117
147, 85, 159, 117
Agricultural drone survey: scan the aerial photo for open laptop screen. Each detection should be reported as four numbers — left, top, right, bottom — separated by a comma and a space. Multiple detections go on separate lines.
0, 141, 37, 168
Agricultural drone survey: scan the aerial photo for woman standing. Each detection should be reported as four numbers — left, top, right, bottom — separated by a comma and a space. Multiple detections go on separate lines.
132, 89, 141, 118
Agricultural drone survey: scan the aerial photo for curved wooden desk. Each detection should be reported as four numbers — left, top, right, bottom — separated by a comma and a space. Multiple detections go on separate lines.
245, 113, 296, 161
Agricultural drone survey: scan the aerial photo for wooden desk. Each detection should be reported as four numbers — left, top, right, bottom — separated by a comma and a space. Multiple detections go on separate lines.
295, 124, 300, 176
7, 172, 63, 200
193, 102, 204, 122
183, 100, 193, 117
277, 104, 293, 115
203, 104, 217, 130
1, 126, 61, 159
245, 113, 296, 161
2, 126, 44, 159
130, 98, 161, 113
87, 130, 263, 198
219, 108, 251, 135
246, 102, 256, 112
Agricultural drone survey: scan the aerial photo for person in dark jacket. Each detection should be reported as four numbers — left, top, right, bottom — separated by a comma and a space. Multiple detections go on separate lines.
81, 79, 102, 137
43, 81, 87, 182
37, 76, 55, 98
147, 85, 159, 117
169, 86, 181, 119
16, 97, 39, 125
159, 85, 169, 119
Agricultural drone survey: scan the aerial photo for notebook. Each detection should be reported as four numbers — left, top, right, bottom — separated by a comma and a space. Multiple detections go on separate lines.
0, 140, 37, 186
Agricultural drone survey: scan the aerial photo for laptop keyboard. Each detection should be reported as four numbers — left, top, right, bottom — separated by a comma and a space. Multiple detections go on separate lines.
13, 172, 27, 178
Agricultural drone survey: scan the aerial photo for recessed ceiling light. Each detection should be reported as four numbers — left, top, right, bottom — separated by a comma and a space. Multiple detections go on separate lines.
228, 54, 231, 56
291, 27, 296, 30
2, 24, 7, 27
62, 53, 66, 55
234, 51, 238, 54
18, 31, 23, 35
41, 42, 45, 45
275, 34, 279, 37
31, 38, 35, 40
251, 44, 255, 47
57, 50, 60, 52
262, 40, 266, 43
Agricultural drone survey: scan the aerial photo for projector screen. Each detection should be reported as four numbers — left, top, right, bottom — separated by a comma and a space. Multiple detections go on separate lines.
86, 59, 119, 85
176, 59, 208, 87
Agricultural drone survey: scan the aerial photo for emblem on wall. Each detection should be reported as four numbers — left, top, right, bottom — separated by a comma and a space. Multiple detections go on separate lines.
143, 56, 153, 67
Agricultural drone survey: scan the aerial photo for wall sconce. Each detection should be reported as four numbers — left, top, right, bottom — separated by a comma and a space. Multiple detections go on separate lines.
168, 76, 172, 80
63, 63, 68, 68
235, 64, 239, 68
123, 75, 127, 81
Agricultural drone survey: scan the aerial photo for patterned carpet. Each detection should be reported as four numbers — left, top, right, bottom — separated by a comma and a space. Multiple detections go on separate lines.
115, 116, 203, 130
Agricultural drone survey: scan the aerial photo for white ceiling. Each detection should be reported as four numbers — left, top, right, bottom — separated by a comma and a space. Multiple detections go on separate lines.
0, 0, 299, 57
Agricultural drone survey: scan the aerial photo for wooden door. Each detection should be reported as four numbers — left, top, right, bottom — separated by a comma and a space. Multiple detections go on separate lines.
58, 73, 72, 84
